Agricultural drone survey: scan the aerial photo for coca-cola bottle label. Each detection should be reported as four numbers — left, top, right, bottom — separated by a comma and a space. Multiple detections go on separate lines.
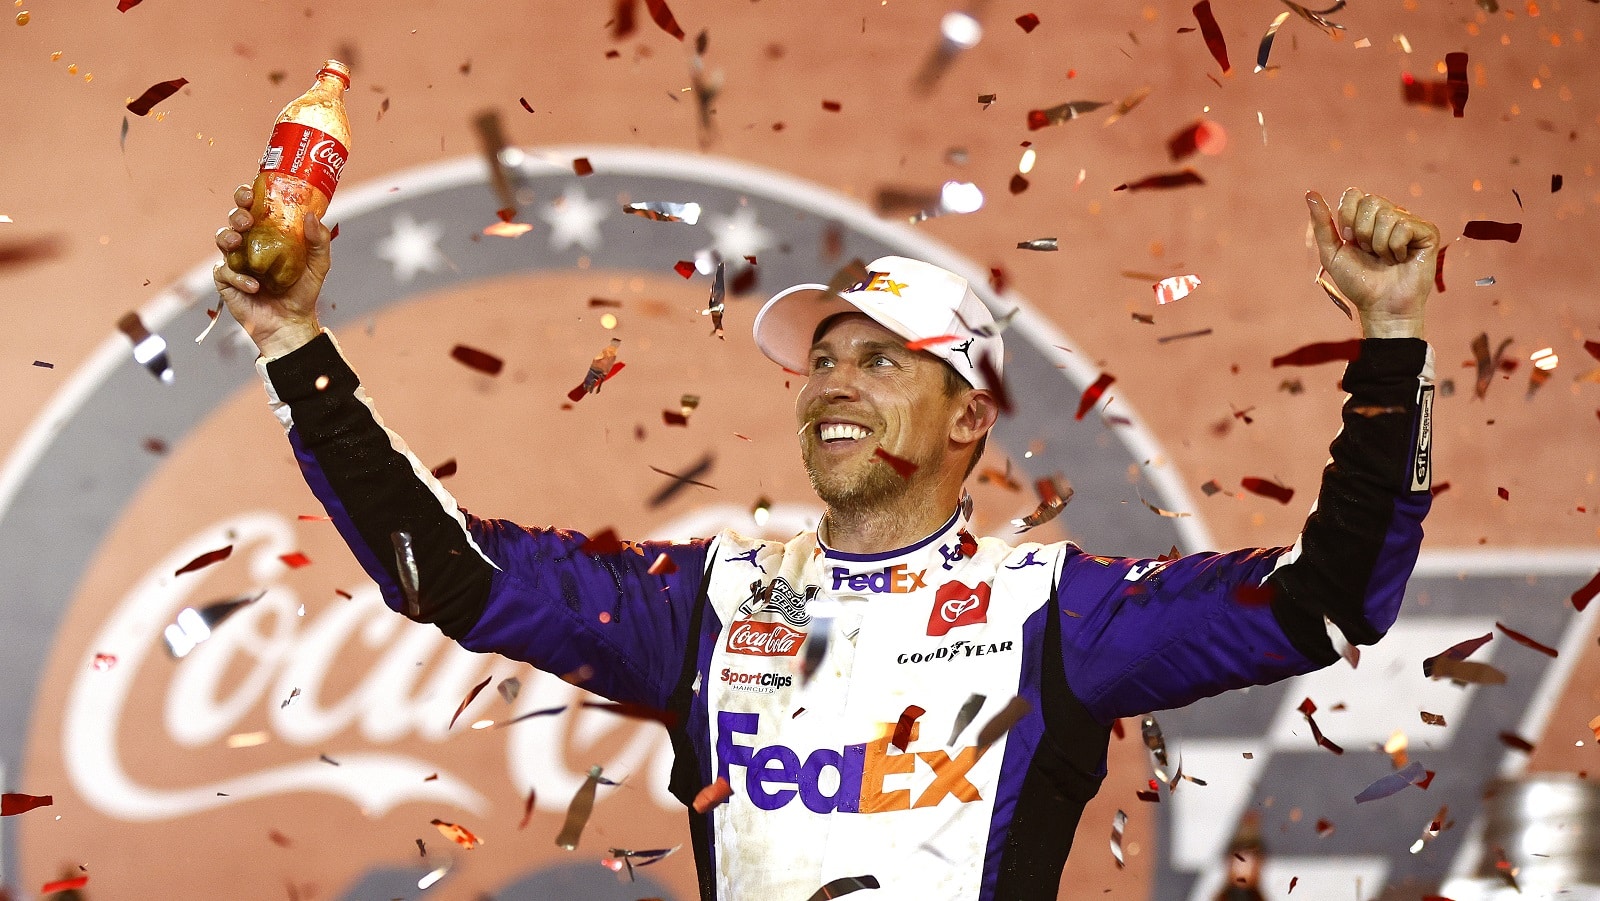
259, 122, 348, 199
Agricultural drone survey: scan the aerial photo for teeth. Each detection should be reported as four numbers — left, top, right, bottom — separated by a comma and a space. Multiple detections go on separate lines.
819, 423, 870, 442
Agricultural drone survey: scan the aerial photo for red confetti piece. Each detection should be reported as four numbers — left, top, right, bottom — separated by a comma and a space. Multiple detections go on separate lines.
1192, 1, 1231, 73
431, 818, 482, 849
1445, 51, 1469, 117
1009, 173, 1030, 195
117, 0, 144, 9
1496, 621, 1559, 657
673, 260, 696, 278
175, 544, 233, 577
1075, 373, 1115, 420
1016, 12, 1040, 32
644, 0, 686, 40
335, 588, 353, 599
1571, 570, 1600, 612
269, 828, 293, 847
1, 793, 52, 816
891, 705, 925, 752
1421, 711, 1447, 726
663, 410, 689, 426
1136, 789, 1161, 802
91, 652, 117, 671
693, 777, 733, 813
430, 458, 458, 479
821, 100, 842, 112
1166, 120, 1225, 161
573, 157, 594, 176
328, 222, 340, 241
1233, 582, 1276, 607
1497, 487, 1510, 501
1432, 243, 1448, 293
1289, 876, 1299, 894
581, 528, 624, 556
127, 77, 187, 116
565, 361, 625, 401
648, 553, 678, 576
1271, 339, 1362, 367
1114, 170, 1205, 191
1153, 275, 1201, 305
1242, 477, 1295, 505
905, 334, 961, 351
873, 447, 918, 479
0, 235, 64, 269
450, 344, 505, 375
979, 353, 1011, 414
583, 701, 679, 727
278, 551, 311, 569
1462, 221, 1522, 243
1315, 818, 1335, 837
1584, 340, 1600, 362
518, 97, 534, 113
518, 787, 538, 830
1416, 770, 1437, 790
449, 675, 493, 730
40, 876, 89, 894
1497, 731, 1535, 753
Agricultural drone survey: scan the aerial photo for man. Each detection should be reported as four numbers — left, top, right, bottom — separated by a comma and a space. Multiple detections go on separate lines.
214, 185, 1439, 900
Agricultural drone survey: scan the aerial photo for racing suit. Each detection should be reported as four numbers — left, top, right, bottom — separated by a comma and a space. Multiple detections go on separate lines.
259, 331, 1434, 901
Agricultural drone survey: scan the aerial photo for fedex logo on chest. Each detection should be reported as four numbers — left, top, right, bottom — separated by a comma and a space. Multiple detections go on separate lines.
829, 563, 927, 594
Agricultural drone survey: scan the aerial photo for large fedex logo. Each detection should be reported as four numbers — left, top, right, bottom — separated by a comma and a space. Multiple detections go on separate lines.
714, 712, 985, 814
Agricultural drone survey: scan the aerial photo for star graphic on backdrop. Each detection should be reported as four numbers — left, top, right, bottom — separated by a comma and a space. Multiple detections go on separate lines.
539, 185, 609, 252
699, 204, 774, 269
374, 213, 448, 282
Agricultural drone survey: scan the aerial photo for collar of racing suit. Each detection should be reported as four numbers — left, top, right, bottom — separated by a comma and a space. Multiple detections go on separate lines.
814, 505, 974, 589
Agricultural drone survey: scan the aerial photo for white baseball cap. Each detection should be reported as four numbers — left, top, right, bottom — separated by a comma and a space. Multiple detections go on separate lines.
752, 256, 1003, 391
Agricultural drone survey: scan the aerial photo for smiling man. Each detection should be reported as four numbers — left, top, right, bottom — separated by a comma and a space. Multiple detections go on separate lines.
216, 184, 1440, 900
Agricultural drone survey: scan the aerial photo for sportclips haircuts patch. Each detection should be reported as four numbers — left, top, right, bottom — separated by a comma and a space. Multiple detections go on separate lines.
45, 151, 1573, 901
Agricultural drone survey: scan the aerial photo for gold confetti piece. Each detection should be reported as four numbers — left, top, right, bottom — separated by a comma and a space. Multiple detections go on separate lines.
623, 201, 702, 224
431, 818, 482, 849
555, 765, 606, 849
1420, 711, 1446, 726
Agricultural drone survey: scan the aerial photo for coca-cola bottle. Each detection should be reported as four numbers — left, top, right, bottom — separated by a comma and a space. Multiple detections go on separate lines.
226, 59, 351, 294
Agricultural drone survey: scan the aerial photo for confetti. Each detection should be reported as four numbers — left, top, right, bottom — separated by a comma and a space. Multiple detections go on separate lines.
278, 551, 311, 568
1495, 621, 1558, 658
905, 335, 962, 351
175, 544, 233, 577
1016, 238, 1059, 251
1589, 715, 1600, 742
555, 765, 612, 850
430, 458, 458, 479
1471, 333, 1513, 400
1421, 711, 1446, 726
1138, 494, 1191, 518
1110, 809, 1129, 868
1114, 170, 1205, 192
91, 652, 116, 671
1153, 274, 1202, 304
821, 100, 842, 112
891, 706, 925, 752
1075, 373, 1116, 420
1192, 1, 1231, 73
1142, 715, 1170, 769
450, 344, 504, 375
117, 0, 143, 9
1427, 656, 1506, 684
163, 592, 263, 658
582, 700, 679, 728
493, 704, 568, 729
1025, 99, 1106, 130
1462, 221, 1522, 243
568, 338, 624, 401
1015, 13, 1040, 32
948, 694, 986, 745
1297, 697, 1345, 755
1241, 477, 1295, 505
117, 311, 174, 384
1255, 11, 1292, 71
0, 234, 63, 269
431, 818, 482, 849
497, 677, 521, 704
126, 77, 187, 116
975, 696, 1030, 749
603, 845, 682, 881
623, 201, 703, 225
703, 260, 726, 337
1315, 818, 1335, 837
1, 793, 52, 816
648, 454, 717, 507
391, 531, 422, 618
1571, 570, 1600, 612
1167, 122, 1226, 161
648, 552, 678, 575
1498, 731, 1535, 753
1445, 51, 1469, 116
873, 447, 918, 479
1102, 86, 1152, 127
1270, 339, 1361, 367
449, 675, 493, 730
1012, 476, 1072, 533
32, 360, 52, 368
1156, 328, 1213, 344
693, 776, 733, 813
805, 875, 881, 900
40, 876, 89, 894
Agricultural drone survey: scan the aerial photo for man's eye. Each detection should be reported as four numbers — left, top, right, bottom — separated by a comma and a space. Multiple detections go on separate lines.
810, 357, 833, 370
871, 355, 894, 367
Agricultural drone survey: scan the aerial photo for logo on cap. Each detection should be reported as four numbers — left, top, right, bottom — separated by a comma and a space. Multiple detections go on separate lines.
847, 271, 907, 296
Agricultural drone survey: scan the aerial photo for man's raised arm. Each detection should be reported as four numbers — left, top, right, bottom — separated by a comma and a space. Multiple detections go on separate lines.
1055, 188, 1442, 722
214, 184, 711, 711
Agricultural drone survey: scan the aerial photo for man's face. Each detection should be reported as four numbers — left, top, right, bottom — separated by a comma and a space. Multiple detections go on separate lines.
795, 314, 964, 511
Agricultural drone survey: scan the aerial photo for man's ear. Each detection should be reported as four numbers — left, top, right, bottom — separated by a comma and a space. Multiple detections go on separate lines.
951, 389, 1000, 444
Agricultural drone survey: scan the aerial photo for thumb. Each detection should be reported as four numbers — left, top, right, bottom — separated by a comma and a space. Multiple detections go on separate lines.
1305, 190, 1340, 268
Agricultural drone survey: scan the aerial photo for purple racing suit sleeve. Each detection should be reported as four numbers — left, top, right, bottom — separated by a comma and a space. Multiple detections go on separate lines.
1057, 337, 1434, 723
260, 331, 710, 710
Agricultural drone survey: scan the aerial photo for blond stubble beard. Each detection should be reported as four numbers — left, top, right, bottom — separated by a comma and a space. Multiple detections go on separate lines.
801, 439, 932, 519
